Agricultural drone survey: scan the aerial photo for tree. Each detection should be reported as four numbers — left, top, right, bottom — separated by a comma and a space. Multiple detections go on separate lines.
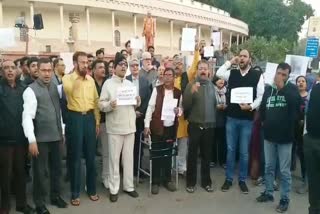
232, 36, 292, 64
197, 0, 314, 43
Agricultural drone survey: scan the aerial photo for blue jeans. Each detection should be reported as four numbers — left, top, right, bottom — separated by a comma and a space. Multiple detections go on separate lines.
225, 117, 253, 182
264, 140, 292, 200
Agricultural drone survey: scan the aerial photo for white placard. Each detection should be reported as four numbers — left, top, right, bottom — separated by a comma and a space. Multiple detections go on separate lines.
204, 46, 214, 57
130, 38, 143, 50
116, 86, 137, 106
161, 97, 178, 121
231, 87, 253, 104
60, 52, 74, 74
285, 55, 310, 83
0, 28, 16, 48
211, 32, 221, 48
264, 62, 278, 85
181, 28, 197, 51
308, 16, 320, 38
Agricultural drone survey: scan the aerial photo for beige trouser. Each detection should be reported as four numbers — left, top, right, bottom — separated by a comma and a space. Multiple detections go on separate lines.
108, 133, 135, 195
100, 123, 109, 187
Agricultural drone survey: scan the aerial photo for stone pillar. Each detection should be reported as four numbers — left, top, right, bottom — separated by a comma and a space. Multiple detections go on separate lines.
68, 13, 80, 51
59, 4, 64, 43
229, 31, 232, 48
242, 36, 244, 44
170, 20, 173, 51
198, 25, 201, 42
86, 7, 91, 45
111, 10, 115, 47
220, 29, 223, 50
29, 1, 34, 27
236, 34, 239, 46
0, 0, 3, 27
133, 14, 137, 36
185, 23, 188, 28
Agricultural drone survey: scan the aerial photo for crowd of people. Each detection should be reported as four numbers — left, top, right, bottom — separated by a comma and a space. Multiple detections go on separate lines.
0, 40, 319, 214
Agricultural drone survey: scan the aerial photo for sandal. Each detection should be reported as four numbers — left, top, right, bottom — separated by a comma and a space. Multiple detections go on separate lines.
70, 198, 80, 206
88, 194, 99, 202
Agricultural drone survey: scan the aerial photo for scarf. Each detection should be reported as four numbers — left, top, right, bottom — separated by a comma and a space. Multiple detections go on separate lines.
214, 85, 227, 105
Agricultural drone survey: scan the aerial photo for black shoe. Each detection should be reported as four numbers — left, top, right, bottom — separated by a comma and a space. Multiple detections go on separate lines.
239, 181, 249, 194
35, 206, 50, 214
124, 190, 139, 198
221, 180, 232, 192
16, 205, 35, 214
151, 185, 159, 195
164, 182, 177, 192
109, 194, 118, 202
256, 191, 274, 203
276, 199, 290, 213
51, 196, 68, 208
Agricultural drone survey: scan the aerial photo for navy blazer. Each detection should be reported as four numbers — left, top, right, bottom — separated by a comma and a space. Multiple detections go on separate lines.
126, 74, 152, 116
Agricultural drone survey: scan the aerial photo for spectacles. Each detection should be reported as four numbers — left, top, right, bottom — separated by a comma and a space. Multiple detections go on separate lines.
164, 73, 173, 77
130, 64, 139, 67
118, 62, 128, 67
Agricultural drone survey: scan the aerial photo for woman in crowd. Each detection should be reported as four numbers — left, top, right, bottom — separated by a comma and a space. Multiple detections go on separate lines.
295, 75, 309, 194
211, 76, 227, 168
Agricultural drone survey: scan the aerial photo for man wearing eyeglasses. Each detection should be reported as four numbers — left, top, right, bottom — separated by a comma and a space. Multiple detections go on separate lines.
99, 53, 141, 202
126, 58, 152, 179
139, 52, 158, 87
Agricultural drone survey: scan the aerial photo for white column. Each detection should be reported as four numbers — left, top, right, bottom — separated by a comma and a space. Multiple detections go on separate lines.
111, 10, 115, 47
133, 14, 137, 36
0, 0, 3, 27
29, 1, 34, 27
220, 29, 223, 50
86, 7, 91, 45
185, 23, 188, 28
236, 34, 239, 46
198, 25, 201, 42
229, 32, 232, 48
170, 20, 173, 51
59, 4, 64, 43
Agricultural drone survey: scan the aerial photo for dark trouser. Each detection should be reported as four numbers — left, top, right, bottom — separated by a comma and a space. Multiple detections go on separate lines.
304, 134, 320, 214
151, 126, 175, 185
187, 123, 213, 187
134, 117, 144, 176
68, 111, 96, 199
33, 141, 61, 207
212, 127, 226, 165
0, 145, 27, 211
295, 122, 306, 180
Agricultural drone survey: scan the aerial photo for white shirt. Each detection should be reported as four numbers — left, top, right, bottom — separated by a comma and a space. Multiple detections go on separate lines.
145, 88, 182, 128
217, 60, 265, 110
22, 87, 65, 144
132, 75, 140, 95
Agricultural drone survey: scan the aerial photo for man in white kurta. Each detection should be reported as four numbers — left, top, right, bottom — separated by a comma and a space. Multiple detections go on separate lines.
99, 52, 141, 203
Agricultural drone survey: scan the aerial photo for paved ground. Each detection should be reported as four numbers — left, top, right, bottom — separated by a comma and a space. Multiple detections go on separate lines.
18, 162, 308, 214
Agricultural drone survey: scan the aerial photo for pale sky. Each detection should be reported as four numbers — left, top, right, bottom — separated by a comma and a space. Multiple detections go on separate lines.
300, 0, 320, 39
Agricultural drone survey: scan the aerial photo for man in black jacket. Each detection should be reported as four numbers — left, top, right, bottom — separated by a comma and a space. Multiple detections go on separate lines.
257, 63, 301, 213
304, 73, 320, 214
0, 60, 34, 214
126, 58, 152, 177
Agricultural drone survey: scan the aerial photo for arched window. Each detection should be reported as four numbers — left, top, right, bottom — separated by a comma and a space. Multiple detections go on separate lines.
114, 30, 121, 47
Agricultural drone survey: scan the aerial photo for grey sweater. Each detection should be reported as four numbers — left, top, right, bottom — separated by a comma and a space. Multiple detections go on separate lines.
183, 78, 217, 128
